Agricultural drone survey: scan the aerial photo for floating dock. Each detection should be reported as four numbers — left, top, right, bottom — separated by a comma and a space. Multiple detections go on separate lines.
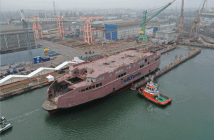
130, 47, 201, 90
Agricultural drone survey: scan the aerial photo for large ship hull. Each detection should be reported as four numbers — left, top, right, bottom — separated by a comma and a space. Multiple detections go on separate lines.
42, 50, 161, 113
44, 68, 159, 114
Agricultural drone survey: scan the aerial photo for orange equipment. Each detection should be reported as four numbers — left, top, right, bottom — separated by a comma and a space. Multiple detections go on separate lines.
30, 15, 43, 40
53, 15, 65, 37
80, 16, 104, 45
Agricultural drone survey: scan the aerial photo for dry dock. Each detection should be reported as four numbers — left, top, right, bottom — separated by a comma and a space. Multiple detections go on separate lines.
130, 47, 201, 90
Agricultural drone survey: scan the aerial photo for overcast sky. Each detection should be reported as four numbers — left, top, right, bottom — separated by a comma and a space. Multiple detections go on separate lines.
1, 0, 213, 11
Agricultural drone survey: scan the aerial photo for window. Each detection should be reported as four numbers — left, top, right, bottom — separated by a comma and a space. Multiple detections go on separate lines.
93, 85, 95, 88
109, 73, 112, 77
140, 65, 144, 68
150, 57, 152, 60
96, 84, 100, 87
86, 88, 88, 91
100, 83, 102, 86
148, 62, 150, 65
89, 86, 92, 89
117, 72, 126, 78
133, 64, 136, 67
145, 59, 147, 62
81, 89, 85, 92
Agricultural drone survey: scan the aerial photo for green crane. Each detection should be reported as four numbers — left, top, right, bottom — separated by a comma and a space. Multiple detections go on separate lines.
137, 0, 176, 42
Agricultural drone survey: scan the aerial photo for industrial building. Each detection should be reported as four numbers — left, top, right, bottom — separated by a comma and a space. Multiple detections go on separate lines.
0, 27, 44, 69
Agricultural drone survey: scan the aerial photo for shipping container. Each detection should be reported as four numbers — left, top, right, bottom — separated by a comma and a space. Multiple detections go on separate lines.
34, 56, 42, 64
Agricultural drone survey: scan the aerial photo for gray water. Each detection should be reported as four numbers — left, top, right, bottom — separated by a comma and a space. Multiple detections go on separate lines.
1, 47, 214, 140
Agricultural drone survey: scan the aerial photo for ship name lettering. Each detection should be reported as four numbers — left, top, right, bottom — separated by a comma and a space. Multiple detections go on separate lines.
123, 72, 141, 82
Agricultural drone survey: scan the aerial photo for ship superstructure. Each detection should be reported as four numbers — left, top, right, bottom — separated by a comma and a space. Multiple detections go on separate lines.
42, 48, 161, 113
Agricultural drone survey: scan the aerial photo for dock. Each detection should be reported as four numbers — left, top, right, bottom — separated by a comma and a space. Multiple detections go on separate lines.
130, 47, 201, 90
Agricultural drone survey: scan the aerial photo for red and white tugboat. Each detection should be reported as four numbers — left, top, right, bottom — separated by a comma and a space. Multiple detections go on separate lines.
139, 77, 171, 105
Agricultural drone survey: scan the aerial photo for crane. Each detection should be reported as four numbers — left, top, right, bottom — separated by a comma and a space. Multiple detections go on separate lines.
178, 0, 184, 32
80, 16, 104, 45
137, 0, 176, 42
20, 9, 33, 66
30, 15, 43, 40
190, 0, 207, 39
53, 15, 65, 37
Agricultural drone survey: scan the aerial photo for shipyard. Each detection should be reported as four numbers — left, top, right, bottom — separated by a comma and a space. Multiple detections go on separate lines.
1, 0, 214, 139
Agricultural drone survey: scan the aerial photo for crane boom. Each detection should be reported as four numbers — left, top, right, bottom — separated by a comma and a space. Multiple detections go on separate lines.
137, 0, 176, 42
143, 0, 175, 25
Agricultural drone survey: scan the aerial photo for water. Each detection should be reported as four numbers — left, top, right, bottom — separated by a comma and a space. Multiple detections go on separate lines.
1, 47, 214, 140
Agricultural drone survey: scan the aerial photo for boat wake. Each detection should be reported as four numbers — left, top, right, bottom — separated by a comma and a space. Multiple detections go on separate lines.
7, 109, 39, 121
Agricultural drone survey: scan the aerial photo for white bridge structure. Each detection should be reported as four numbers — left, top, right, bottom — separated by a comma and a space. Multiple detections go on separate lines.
0, 57, 84, 86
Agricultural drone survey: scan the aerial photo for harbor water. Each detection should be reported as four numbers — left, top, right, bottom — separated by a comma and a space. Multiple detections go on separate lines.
1, 47, 214, 140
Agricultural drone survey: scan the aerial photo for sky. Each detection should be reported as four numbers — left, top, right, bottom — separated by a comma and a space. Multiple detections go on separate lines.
1, 0, 214, 11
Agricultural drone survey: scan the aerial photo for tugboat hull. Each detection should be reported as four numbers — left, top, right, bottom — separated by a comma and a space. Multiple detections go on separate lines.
139, 87, 172, 105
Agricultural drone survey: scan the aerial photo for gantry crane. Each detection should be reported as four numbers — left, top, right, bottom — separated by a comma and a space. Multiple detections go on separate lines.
80, 16, 104, 45
30, 15, 43, 40
53, 15, 65, 37
190, 0, 207, 39
137, 0, 176, 42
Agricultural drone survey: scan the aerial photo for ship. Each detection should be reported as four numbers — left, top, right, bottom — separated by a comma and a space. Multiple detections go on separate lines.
42, 48, 161, 113
138, 76, 172, 105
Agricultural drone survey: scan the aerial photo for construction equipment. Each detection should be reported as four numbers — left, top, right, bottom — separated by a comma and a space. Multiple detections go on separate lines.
190, 0, 207, 39
178, 0, 184, 33
31, 15, 43, 40
20, 9, 33, 66
79, 16, 104, 45
53, 15, 65, 37
137, 0, 176, 43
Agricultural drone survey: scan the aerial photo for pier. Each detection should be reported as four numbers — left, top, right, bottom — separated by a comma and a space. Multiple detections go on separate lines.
130, 47, 201, 90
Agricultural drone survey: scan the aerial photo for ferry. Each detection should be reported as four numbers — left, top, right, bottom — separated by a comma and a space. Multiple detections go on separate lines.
42, 48, 161, 113
138, 77, 171, 105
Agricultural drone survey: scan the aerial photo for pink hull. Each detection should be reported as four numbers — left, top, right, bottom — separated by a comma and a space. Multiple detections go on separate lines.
42, 50, 161, 112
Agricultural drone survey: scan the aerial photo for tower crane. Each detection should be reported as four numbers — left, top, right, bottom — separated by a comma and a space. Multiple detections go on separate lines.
190, 0, 207, 39
137, 0, 176, 43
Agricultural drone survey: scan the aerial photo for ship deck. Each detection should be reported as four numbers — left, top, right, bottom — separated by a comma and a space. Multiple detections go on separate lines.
42, 100, 57, 111
72, 50, 154, 79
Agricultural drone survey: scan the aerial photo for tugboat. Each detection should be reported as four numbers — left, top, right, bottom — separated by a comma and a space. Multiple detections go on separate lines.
0, 116, 12, 133
138, 76, 171, 105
